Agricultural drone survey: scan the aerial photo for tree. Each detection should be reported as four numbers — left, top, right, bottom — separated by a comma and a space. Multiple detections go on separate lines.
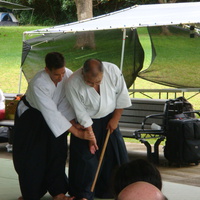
158, 0, 177, 3
158, 0, 177, 35
74, 0, 96, 49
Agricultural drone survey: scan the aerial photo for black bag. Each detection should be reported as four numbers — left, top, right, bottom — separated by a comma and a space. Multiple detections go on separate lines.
164, 118, 200, 165
176, 97, 195, 118
0, 127, 9, 143
166, 97, 195, 120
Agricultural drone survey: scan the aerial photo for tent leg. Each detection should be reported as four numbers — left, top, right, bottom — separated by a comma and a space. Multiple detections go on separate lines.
18, 67, 22, 94
29, 9, 34, 24
120, 28, 127, 71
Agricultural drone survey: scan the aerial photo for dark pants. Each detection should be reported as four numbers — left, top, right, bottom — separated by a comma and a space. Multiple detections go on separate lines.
13, 107, 68, 200
69, 113, 129, 200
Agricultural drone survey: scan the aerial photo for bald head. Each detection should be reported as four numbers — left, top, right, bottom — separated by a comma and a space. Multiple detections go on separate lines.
82, 59, 103, 87
118, 182, 167, 200
82, 59, 103, 76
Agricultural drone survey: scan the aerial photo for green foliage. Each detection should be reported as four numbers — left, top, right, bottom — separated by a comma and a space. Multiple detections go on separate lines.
61, 0, 76, 10
93, 0, 156, 15
5, 0, 159, 26
13, 10, 32, 25
8, 0, 77, 25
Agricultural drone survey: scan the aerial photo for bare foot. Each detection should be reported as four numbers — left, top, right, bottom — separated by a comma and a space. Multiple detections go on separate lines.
53, 193, 74, 200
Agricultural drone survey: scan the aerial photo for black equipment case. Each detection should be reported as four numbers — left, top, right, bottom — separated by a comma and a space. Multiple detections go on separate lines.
164, 118, 200, 165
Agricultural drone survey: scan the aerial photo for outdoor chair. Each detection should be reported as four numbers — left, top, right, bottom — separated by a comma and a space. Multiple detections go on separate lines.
133, 98, 200, 164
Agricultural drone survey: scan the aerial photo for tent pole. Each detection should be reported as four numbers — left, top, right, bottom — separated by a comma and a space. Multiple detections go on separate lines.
120, 28, 127, 71
18, 33, 26, 94
18, 67, 22, 94
29, 9, 34, 24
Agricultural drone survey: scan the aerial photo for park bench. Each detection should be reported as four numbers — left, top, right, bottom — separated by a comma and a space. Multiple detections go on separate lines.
119, 98, 167, 163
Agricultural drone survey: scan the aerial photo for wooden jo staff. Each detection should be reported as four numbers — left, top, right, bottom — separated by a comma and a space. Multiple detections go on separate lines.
91, 129, 111, 192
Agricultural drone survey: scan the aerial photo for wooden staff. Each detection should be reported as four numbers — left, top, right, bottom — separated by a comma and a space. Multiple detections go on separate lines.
91, 129, 111, 192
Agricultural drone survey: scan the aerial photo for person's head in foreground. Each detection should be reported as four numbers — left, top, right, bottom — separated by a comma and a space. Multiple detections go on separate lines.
113, 159, 162, 197
117, 181, 168, 200
82, 58, 103, 87
45, 52, 66, 85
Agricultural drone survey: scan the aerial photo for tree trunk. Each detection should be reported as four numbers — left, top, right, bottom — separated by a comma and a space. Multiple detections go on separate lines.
158, 0, 177, 35
161, 26, 172, 36
74, 0, 96, 49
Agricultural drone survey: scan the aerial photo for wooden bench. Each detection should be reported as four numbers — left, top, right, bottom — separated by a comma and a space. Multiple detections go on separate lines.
119, 98, 167, 163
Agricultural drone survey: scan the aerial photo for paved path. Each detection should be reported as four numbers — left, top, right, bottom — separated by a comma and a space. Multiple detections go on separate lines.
1, 141, 200, 188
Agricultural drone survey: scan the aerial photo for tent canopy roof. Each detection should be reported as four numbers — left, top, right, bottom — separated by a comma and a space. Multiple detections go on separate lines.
24, 2, 200, 35
0, 0, 33, 11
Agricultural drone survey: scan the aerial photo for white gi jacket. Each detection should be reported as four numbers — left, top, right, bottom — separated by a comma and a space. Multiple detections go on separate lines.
18, 68, 75, 138
65, 62, 131, 128
0, 89, 5, 110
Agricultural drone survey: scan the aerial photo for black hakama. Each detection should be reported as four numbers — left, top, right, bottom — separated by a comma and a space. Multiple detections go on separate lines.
13, 100, 69, 200
68, 113, 129, 200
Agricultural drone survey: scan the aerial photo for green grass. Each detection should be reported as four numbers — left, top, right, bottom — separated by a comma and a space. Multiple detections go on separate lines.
0, 26, 46, 93
0, 26, 199, 111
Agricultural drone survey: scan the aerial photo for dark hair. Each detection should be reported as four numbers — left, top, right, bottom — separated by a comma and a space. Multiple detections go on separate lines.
45, 52, 65, 70
113, 159, 162, 197
82, 58, 103, 74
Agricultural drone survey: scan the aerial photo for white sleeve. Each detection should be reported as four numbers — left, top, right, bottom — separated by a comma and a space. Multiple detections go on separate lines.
58, 94, 76, 121
29, 84, 72, 138
0, 89, 5, 110
65, 83, 93, 128
113, 66, 132, 109
58, 68, 76, 121
0, 89, 5, 102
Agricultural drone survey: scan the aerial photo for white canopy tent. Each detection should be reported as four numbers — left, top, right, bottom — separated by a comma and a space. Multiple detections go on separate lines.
24, 2, 200, 34
20, 2, 200, 92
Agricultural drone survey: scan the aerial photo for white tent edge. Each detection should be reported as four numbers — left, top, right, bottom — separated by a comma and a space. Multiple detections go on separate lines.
23, 2, 200, 35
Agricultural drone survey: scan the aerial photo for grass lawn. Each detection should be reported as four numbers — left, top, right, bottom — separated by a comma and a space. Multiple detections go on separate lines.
0, 26, 199, 111
0, 26, 45, 93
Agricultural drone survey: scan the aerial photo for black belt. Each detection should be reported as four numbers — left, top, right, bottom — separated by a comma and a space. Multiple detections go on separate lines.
21, 95, 32, 109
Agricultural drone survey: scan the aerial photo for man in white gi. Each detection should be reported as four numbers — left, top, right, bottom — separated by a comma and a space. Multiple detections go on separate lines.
65, 59, 132, 200
13, 52, 95, 200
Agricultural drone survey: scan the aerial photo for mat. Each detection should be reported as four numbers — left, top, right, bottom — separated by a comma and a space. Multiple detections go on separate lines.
1, 158, 200, 200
